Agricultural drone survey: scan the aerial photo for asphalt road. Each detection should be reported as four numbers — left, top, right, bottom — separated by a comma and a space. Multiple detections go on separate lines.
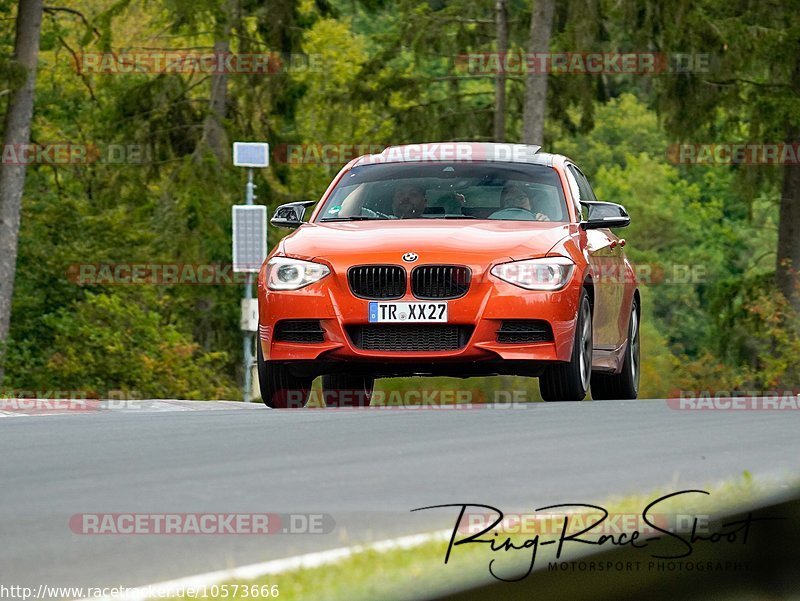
1, 399, 799, 590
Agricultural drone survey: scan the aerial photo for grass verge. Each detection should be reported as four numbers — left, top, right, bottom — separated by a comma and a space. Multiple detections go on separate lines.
188, 472, 797, 601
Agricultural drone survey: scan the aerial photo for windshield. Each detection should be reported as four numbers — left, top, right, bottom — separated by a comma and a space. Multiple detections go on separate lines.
315, 162, 568, 222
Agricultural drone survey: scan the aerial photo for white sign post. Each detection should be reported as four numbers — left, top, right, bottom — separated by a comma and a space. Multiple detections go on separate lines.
232, 142, 269, 402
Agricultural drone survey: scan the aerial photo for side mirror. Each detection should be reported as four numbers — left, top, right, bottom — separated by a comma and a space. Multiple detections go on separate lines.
580, 201, 631, 230
271, 201, 316, 229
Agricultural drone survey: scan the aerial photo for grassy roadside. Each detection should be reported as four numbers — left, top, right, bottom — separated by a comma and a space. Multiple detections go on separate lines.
303, 375, 544, 408
198, 472, 797, 601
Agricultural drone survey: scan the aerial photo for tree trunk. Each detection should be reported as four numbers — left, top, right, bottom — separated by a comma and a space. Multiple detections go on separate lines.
776, 124, 800, 313
493, 0, 508, 142
198, 1, 233, 163
0, 0, 44, 382
776, 46, 800, 313
199, 39, 230, 162
522, 0, 555, 146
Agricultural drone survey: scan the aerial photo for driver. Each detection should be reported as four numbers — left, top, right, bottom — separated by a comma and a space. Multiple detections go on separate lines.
500, 184, 551, 222
392, 184, 427, 219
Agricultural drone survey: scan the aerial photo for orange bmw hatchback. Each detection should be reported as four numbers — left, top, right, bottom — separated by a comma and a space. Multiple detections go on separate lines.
258, 142, 639, 407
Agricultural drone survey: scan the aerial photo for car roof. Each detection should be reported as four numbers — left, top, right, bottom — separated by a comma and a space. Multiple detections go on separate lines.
349, 142, 565, 168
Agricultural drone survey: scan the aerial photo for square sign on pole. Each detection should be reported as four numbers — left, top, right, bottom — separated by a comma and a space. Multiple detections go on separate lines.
233, 142, 270, 168
240, 298, 259, 332
232, 205, 267, 273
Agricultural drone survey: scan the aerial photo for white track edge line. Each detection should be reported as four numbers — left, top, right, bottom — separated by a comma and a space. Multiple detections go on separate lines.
76, 529, 452, 601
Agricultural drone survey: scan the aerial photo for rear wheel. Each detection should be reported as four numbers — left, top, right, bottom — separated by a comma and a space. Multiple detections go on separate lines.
321, 374, 375, 407
540, 290, 592, 402
591, 297, 640, 400
257, 342, 312, 408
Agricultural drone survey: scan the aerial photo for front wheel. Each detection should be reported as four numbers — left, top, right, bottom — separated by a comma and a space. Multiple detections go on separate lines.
321, 374, 375, 407
257, 342, 312, 408
591, 297, 640, 400
540, 290, 593, 402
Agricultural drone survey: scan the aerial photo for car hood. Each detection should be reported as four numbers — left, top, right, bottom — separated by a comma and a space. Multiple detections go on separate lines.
279, 220, 572, 265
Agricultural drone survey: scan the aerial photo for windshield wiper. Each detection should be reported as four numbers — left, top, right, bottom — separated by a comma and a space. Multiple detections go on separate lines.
319, 215, 390, 222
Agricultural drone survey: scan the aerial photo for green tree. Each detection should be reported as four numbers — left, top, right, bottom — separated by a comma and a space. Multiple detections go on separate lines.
624, 0, 800, 311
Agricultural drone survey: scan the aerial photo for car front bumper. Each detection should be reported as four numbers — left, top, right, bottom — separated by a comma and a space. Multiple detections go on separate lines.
258, 259, 582, 374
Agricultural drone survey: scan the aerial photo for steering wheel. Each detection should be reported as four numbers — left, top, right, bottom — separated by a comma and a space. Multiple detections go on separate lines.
487, 207, 538, 221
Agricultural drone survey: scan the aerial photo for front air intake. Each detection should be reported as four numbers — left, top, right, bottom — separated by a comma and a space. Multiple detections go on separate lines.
496, 320, 553, 343
347, 324, 473, 352
274, 320, 325, 343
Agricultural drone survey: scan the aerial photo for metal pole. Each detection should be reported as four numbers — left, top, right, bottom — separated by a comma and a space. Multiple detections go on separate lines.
243, 168, 255, 403
243, 275, 252, 403
246, 168, 255, 204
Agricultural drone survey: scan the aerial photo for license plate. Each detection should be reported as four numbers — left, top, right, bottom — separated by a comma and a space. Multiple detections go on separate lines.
368, 301, 448, 323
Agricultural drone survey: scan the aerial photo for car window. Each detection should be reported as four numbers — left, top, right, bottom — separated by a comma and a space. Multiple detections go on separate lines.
563, 166, 583, 217
567, 164, 597, 202
317, 162, 569, 222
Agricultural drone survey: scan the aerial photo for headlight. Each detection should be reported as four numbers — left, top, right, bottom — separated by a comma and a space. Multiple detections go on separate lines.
266, 257, 330, 290
491, 257, 574, 291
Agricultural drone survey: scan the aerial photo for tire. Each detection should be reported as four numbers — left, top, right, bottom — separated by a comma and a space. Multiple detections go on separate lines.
591, 297, 640, 400
257, 342, 312, 408
540, 290, 592, 402
321, 374, 375, 407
